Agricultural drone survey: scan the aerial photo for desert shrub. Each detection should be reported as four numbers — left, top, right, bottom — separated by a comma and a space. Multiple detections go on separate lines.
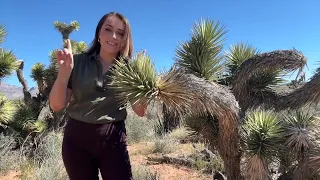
132, 165, 160, 180
31, 132, 68, 180
0, 133, 21, 175
125, 109, 155, 144
150, 135, 179, 154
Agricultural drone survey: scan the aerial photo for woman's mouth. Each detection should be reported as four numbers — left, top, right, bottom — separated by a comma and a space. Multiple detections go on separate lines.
107, 41, 117, 46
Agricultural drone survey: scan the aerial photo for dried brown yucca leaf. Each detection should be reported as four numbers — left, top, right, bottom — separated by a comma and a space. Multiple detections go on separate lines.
245, 155, 270, 180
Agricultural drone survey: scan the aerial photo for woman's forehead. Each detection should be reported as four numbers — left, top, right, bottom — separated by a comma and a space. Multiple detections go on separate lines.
103, 16, 125, 30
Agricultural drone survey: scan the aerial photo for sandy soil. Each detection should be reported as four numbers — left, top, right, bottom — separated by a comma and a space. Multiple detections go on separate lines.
0, 142, 212, 180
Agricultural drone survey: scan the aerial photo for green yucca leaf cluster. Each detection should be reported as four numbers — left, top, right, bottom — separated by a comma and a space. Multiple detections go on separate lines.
0, 48, 19, 80
242, 110, 284, 160
109, 53, 195, 116
0, 94, 16, 126
225, 42, 260, 75
109, 53, 158, 106
241, 110, 284, 179
9, 102, 38, 134
0, 25, 7, 44
31, 63, 46, 82
175, 19, 226, 82
0, 25, 19, 81
54, 21, 79, 39
282, 110, 317, 157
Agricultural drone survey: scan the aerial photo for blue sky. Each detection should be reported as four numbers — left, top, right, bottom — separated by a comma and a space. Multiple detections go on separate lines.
1, 0, 319, 88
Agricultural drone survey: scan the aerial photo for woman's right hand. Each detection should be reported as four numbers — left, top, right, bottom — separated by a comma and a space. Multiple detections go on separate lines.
56, 39, 74, 78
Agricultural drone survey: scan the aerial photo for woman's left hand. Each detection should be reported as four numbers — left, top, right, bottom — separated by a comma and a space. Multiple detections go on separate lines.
131, 98, 148, 117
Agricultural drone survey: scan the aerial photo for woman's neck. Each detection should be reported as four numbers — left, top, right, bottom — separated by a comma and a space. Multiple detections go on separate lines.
98, 50, 118, 65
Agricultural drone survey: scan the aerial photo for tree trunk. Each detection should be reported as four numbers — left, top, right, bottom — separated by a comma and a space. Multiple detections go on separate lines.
162, 103, 180, 133
178, 73, 243, 179
215, 112, 243, 180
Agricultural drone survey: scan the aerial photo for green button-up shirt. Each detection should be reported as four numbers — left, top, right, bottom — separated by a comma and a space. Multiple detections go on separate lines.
67, 52, 127, 124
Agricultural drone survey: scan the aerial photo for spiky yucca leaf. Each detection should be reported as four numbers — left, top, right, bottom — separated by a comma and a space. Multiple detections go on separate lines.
9, 102, 38, 134
0, 48, 19, 80
241, 110, 284, 179
156, 68, 196, 116
31, 63, 45, 82
26, 120, 47, 133
184, 113, 219, 145
109, 53, 158, 106
174, 19, 226, 82
225, 42, 260, 75
241, 110, 284, 162
109, 53, 196, 117
0, 94, 16, 125
282, 110, 317, 157
54, 21, 79, 40
0, 25, 6, 44
73, 41, 87, 54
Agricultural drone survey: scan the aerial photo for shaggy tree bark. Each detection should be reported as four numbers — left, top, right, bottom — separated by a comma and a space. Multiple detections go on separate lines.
232, 49, 307, 112
162, 103, 180, 133
179, 73, 243, 180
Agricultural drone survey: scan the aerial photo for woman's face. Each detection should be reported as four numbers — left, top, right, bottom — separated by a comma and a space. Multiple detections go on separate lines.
98, 15, 125, 55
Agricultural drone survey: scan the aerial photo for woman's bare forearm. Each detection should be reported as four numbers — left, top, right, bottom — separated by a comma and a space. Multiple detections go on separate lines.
49, 73, 72, 112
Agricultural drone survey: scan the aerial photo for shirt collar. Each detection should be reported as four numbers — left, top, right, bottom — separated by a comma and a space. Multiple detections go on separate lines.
89, 51, 98, 60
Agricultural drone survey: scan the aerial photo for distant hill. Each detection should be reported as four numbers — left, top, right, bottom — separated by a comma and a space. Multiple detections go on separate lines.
0, 82, 38, 99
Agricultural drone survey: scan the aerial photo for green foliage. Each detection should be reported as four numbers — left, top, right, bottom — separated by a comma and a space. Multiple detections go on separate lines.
53, 21, 79, 40
132, 165, 160, 180
125, 109, 155, 144
0, 25, 19, 81
174, 19, 226, 82
0, 134, 21, 175
241, 110, 284, 161
150, 135, 178, 154
282, 110, 318, 158
109, 53, 158, 106
184, 113, 219, 145
0, 48, 19, 81
0, 25, 7, 44
31, 63, 46, 82
8, 102, 38, 137
221, 42, 259, 85
0, 94, 16, 126
225, 42, 260, 75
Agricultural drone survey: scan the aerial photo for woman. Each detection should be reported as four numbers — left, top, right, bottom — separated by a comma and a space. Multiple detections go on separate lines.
49, 12, 147, 180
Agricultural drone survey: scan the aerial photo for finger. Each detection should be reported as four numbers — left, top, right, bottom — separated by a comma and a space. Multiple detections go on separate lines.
66, 39, 72, 53
56, 50, 63, 61
63, 48, 69, 55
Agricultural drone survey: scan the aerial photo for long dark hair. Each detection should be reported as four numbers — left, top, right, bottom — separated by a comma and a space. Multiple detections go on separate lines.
86, 12, 133, 58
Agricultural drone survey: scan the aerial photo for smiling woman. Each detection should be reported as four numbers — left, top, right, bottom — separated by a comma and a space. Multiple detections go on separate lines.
49, 12, 145, 180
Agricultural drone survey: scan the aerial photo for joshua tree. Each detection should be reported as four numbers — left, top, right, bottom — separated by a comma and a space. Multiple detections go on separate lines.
108, 19, 243, 179
14, 21, 86, 135
0, 25, 19, 131
0, 25, 19, 81
108, 18, 320, 179
53, 21, 79, 41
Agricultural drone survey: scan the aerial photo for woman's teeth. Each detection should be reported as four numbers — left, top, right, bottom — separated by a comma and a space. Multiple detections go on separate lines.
107, 41, 116, 46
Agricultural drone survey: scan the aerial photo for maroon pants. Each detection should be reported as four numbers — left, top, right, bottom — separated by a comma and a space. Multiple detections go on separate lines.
62, 117, 132, 180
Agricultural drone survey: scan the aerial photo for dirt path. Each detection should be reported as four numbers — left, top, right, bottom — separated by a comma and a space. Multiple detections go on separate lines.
0, 171, 20, 180
1, 142, 212, 180
128, 142, 212, 180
